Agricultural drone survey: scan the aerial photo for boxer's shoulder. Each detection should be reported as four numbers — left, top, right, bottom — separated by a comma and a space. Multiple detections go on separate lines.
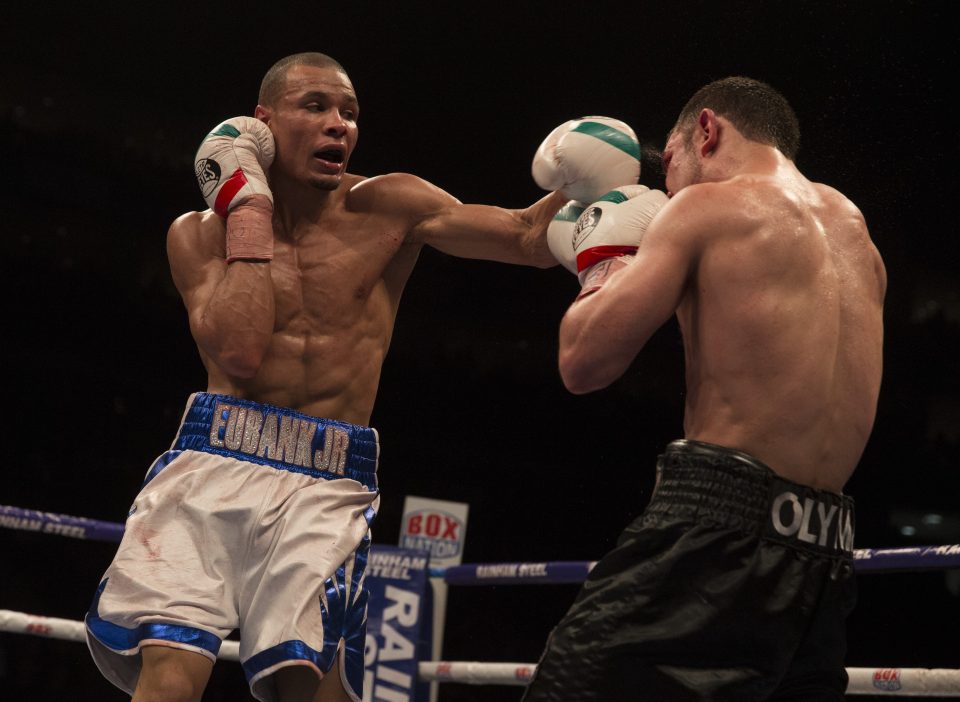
346, 172, 457, 219
662, 181, 760, 240
170, 208, 224, 234
167, 209, 226, 260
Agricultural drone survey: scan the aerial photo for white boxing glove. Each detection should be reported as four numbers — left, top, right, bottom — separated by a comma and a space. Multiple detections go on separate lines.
194, 117, 276, 263
547, 200, 588, 273
532, 116, 641, 205
194, 116, 275, 217
570, 184, 669, 290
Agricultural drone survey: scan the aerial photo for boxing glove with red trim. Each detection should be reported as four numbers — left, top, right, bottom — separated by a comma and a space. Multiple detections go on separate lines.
194, 117, 275, 263
569, 184, 668, 293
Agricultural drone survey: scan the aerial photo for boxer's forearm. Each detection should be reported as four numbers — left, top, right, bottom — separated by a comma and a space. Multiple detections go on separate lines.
557, 268, 636, 394
194, 262, 276, 379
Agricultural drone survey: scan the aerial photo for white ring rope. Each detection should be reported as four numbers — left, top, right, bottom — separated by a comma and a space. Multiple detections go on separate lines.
0, 609, 241, 662
3, 609, 958, 697
417, 662, 960, 696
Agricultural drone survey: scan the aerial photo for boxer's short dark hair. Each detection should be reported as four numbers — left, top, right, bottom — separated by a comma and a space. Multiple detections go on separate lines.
676, 76, 800, 159
259, 52, 347, 107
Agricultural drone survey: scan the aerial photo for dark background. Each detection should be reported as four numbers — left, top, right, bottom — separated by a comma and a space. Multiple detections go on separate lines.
2, 1, 958, 700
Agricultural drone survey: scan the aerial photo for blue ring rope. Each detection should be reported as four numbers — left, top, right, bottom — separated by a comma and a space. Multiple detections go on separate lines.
3, 504, 957, 582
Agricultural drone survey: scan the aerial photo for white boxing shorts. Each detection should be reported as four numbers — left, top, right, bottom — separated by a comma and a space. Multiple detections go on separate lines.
85, 392, 380, 702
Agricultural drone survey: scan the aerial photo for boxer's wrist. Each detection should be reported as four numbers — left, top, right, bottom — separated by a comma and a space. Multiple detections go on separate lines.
225, 195, 274, 263
575, 256, 634, 300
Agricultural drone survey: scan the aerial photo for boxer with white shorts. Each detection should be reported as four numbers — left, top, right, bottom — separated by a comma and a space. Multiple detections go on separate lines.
87, 393, 380, 701
85, 51, 639, 702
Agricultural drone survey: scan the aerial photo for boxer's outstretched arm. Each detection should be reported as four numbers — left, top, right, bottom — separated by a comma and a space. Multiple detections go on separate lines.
394, 174, 566, 266
424, 192, 566, 267
167, 211, 276, 378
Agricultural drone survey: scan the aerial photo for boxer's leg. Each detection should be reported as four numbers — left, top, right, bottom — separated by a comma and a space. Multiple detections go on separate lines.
134, 646, 214, 702
272, 651, 354, 702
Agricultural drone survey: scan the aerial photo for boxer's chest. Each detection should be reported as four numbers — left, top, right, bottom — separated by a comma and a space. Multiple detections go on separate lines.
269, 215, 408, 328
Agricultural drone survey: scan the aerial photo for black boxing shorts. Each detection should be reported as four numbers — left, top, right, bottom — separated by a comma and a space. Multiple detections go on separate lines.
522, 439, 857, 702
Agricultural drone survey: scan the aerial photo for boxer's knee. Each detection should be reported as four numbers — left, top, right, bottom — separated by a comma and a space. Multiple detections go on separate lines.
273, 654, 353, 702
134, 646, 213, 702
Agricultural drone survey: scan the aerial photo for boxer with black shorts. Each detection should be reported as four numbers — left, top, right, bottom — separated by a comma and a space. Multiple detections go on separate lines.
529, 77, 886, 701
83, 52, 640, 702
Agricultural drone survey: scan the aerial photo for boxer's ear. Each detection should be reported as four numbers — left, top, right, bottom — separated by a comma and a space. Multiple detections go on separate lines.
697, 109, 720, 156
255, 104, 271, 124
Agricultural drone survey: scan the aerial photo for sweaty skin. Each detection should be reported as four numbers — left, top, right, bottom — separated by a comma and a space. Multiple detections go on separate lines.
160, 63, 562, 702
168, 65, 563, 427
558, 113, 885, 492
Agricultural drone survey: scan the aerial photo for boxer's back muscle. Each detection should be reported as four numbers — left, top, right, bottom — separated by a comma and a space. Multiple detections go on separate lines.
679, 175, 885, 491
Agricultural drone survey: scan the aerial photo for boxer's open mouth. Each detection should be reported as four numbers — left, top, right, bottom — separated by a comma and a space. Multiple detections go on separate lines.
315, 148, 345, 164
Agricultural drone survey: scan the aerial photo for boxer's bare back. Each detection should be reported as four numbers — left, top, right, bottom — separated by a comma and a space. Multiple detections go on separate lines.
559, 116, 885, 493
672, 169, 886, 491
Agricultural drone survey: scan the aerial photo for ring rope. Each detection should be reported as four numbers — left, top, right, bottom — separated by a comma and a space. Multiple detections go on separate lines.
5, 504, 959, 696
1, 609, 957, 697
0, 504, 124, 543
3, 505, 959, 582
0, 609, 241, 661
434, 540, 960, 583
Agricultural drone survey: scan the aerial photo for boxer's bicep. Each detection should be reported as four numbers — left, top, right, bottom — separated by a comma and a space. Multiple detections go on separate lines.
167, 213, 228, 334
417, 203, 516, 259
415, 200, 558, 267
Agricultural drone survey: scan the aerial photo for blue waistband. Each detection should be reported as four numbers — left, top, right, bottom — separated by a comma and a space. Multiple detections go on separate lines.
173, 393, 379, 489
